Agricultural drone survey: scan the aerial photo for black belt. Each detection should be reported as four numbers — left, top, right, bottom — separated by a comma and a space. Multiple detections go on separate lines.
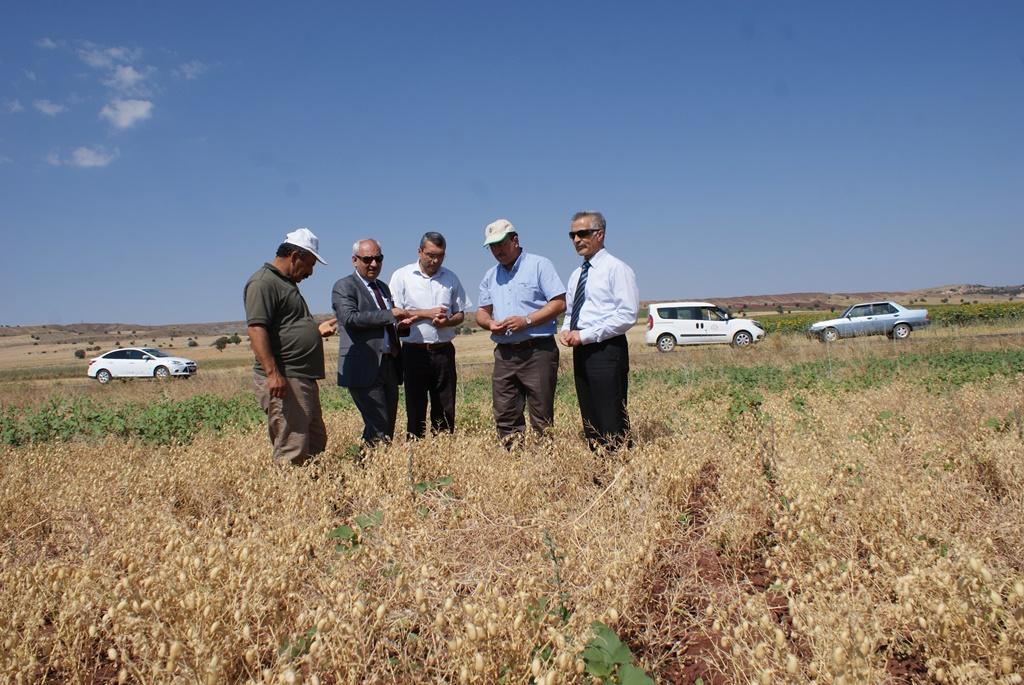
403, 341, 453, 351
498, 336, 551, 350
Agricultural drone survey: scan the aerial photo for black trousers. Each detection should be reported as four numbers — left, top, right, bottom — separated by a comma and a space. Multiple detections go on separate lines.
573, 334, 630, 449
401, 343, 457, 438
348, 355, 400, 445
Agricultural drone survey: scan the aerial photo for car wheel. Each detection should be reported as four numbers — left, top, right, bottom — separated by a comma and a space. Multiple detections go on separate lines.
733, 330, 753, 347
656, 333, 676, 353
154, 366, 170, 379
892, 323, 911, 340
820, 327, 839, 343
96, 369, 112, 384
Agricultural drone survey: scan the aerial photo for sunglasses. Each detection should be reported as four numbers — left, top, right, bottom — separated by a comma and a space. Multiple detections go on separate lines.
568, 229, 600, 239
355, 254, 384, 264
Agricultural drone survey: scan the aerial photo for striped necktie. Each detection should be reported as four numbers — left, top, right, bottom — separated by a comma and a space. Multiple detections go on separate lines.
569, 260, 591, 331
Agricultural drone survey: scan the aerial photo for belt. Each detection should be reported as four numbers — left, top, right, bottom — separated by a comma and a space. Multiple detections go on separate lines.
498, 337, 551, 350
403, 341, 453, 351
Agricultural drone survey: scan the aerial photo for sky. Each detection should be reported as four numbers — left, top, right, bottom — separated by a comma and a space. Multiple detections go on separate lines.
2, 1, 1022, 325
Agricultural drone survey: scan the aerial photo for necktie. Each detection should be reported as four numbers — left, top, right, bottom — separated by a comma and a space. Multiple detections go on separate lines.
368, 281, 400, 354
569, 260, 591, 331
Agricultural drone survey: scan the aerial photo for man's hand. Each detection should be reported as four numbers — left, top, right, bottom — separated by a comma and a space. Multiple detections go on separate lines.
416, 305, 447, 321
391, 307, 410, 320
319, 318, 338, 337
559, 330, 583, 347
497, 316, 530, 334
487, 320, 509, 335
266, 371, 288, 399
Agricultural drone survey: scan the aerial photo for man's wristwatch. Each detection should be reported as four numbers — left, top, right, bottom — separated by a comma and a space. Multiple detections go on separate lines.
525, 316, 533, 327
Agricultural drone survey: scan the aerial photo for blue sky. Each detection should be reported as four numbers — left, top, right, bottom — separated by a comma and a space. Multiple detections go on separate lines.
2, 1, 1022, 325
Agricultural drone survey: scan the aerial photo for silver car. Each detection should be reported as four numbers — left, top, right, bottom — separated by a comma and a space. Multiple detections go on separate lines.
807, 301, 930, 342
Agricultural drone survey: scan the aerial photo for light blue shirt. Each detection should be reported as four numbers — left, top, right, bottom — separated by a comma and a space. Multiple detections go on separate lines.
561, 248, 640, 345
478, 250, 565, 344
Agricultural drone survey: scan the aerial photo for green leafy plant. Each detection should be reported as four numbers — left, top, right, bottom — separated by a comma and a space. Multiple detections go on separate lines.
278, 627, 317, 658
329, 510, 383, 554
582, 621, 654, 684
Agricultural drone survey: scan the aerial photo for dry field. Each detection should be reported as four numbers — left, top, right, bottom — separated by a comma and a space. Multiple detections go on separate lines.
2, 327, 1024, 684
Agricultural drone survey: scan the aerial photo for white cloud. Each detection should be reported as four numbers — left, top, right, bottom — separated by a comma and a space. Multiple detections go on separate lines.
0, 155, 13, 165
174, 60, 207, 80
34, 99, 66, 116
4, 99, 25, 113
71, 146, 117, 167
47, 146, 118, 168
99, 98, 153, 128
77, 43, 141, 69
103, 64, 153, 93
36, 37, 59, 49
24, 70, 38, 81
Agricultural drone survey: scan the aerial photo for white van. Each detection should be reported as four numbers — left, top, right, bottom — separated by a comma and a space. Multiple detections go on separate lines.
645, 302, 765, 352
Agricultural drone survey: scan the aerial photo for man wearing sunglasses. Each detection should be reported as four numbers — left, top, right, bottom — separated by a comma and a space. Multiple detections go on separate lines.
332, 239, 415, 447
558, 212, 639, 451
476, 219, 566, 446
244, 228, 338, 466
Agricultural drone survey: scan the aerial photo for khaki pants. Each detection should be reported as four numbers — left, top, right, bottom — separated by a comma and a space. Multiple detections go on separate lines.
253, 373, 327, 466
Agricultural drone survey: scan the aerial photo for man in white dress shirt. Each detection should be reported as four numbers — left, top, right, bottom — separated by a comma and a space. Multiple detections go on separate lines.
558, 211, 639, 450
389, 232, 470, 438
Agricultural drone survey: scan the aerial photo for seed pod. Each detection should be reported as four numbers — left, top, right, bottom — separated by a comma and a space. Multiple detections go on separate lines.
786, 654, 798, 675
170, 641, 183, 659
376, 603, 386, 621
474, 652, 484, 672
532, 658, 542, 677
759, 670, 772, 685
415, 588, 425, 603
459, 665, 469, 684
108, 648, 118, 661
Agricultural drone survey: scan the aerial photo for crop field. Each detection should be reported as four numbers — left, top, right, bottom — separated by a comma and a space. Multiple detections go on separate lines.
2, 326, 1024, 684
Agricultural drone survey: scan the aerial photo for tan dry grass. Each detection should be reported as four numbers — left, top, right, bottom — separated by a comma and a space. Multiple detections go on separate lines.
2, 341, 1024, 683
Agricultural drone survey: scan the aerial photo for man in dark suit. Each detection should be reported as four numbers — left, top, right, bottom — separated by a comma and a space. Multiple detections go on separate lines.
332, 238, 414, 446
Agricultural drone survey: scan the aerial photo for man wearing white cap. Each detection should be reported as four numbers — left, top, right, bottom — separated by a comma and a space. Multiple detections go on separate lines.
244, 228, 338, 466
476, 219, 566, 445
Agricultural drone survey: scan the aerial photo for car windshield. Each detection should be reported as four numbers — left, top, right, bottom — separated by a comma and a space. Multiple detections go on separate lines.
141, 348, 170, 357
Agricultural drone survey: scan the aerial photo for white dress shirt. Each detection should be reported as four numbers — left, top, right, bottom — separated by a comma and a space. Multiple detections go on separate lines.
389, 263, 471, 344
561, 248, 639, 345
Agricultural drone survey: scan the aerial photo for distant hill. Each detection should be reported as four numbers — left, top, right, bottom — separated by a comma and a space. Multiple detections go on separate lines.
643, 283, 1024, 312
3, 284, 1021, 339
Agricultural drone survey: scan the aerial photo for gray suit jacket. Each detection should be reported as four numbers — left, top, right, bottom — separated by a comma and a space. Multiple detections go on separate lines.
332, 273, 403, 388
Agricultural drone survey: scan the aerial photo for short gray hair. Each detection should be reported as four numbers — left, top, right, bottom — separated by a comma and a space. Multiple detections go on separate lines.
420, 232, 446, 250
571, 211, 606, 232
352, 238, 382, 255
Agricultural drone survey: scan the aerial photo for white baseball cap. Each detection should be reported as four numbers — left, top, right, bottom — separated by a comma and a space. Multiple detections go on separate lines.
483, 219, 516, 246
283, 227, 326, 264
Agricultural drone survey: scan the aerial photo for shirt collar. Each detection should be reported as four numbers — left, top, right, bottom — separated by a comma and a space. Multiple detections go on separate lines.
585, 248, 608, 267
499, 249, 525, 276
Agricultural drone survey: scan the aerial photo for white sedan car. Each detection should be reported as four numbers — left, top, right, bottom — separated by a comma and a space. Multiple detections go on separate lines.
87, 347, 198, 384
645, 301, 765, 352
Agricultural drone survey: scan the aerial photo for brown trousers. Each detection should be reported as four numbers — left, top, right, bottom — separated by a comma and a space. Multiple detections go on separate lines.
253, 373, 327, 466
491, 337, 559, 439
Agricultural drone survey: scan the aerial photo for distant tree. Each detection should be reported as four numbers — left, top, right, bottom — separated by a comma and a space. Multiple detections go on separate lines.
228, 333, 242, 345
74, 349, 85, 359
830, 305, 836, 313
940, 298, 948, 303
187, 339, 199, 348
775, 304, 784, 314
213, 336, 230, 351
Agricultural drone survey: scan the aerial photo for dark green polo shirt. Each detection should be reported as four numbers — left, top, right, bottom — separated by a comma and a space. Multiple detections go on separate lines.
243, 263, 325, 379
